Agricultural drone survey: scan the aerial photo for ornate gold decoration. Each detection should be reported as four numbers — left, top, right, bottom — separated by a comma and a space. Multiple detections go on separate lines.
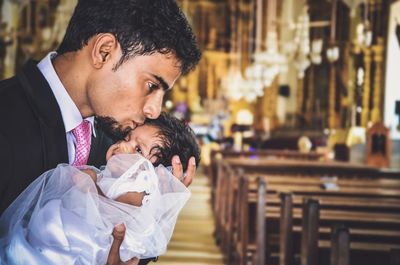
361, 47, 372, 127
306, 65, 315, 122
328, 62, 339, 128
371, 37, 384, 122
297, 78, 304, 115
262, 78, 279, 127
328, 0, 340, 128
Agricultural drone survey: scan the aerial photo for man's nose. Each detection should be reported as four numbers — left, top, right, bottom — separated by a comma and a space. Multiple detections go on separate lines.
143, 93, 163, 119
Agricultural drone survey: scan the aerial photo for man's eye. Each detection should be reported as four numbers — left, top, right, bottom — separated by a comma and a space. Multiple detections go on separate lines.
135, 146, 142, 154
147, 82, 158, 92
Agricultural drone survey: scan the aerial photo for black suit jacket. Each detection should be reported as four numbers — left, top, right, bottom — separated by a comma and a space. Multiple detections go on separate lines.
0, 60, 157, 264
0, 60, 112, 214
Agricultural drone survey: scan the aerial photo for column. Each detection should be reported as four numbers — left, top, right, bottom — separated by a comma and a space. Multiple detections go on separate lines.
371, 37, 384, 122
328, 62, 339, 128
361, 47, 372, 127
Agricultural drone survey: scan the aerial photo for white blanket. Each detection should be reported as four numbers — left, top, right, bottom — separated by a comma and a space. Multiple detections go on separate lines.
0, 154, 190, 264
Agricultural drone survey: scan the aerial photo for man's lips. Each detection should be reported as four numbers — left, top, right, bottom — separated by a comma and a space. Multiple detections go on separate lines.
130, 122, 142, 131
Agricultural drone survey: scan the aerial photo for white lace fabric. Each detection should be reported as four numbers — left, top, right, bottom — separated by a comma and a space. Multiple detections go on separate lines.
0, 154, 190, 264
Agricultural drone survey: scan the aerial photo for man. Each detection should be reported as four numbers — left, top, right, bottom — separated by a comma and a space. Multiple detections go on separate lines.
0, 0, 201, 264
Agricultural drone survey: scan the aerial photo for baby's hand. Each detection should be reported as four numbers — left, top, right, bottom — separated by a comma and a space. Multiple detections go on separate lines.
106, 141, 135, 161
80, 168, 106, 196
115, 192, 145, 207
80, 168, 98, 182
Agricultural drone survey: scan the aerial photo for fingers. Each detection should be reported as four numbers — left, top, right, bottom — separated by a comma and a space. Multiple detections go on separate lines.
125, 257, 139, 265
107, 223, 126, 265
106, 142, 135, 161
118, 142, 135, 154
183, 157, 196, 187
106, 143, 120, 161
171, 155, 183, 181
171, 156, 196, 187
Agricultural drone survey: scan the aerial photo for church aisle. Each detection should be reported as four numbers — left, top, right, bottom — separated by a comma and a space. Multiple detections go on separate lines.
157, 170, 224, 265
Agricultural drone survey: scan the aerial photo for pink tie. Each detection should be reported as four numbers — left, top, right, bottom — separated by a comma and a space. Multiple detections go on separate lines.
72, 120, 92, 166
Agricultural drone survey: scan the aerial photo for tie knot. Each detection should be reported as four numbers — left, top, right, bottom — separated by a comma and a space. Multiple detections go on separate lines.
72, 120, 92, 166
72, 120, 91, 140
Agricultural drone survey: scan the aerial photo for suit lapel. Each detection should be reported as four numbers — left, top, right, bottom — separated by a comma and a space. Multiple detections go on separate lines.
88, 120, 113, 168
17, 60, 68, 169
18, 61, 113, 169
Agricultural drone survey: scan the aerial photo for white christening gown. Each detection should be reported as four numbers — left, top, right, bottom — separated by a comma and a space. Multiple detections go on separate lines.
0, 154, 190, 265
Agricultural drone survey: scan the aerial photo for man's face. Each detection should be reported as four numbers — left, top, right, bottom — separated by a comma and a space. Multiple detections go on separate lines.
87, 52, 181, 140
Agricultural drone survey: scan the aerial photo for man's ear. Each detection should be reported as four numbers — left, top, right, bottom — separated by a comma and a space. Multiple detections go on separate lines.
91, 33, 119, 68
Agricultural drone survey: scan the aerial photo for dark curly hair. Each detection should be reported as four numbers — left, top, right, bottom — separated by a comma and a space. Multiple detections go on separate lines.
57, 0, 201, 75
145, 112, 200, 172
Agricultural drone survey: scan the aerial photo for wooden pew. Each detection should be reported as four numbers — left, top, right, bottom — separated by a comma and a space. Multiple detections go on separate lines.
391, 249, 400, 265
212, 159, 400, 265
280, 193, 294, 265
234, 173, 266, 265
211, 149, 325, 161
330, 225, 350, 265
224, 157, 399, 178
209, 150, 325, 207
252, 180, 400, 264
213, 160, 233, 248
278, 195, 351, 265
300, 198, 319, 265
210, 149, 325, 187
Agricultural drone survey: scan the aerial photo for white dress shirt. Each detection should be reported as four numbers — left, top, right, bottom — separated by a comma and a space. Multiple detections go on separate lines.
38, 52, 96, 164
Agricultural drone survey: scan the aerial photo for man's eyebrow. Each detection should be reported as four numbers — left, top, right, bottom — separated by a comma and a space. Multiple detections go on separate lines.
153, 75, 171, 91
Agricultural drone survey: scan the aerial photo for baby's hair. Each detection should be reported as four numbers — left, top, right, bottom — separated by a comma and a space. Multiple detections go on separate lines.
145, 112, 200, 172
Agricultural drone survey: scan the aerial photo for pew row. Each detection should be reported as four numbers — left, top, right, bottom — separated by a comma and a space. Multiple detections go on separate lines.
212, 158, 400, 265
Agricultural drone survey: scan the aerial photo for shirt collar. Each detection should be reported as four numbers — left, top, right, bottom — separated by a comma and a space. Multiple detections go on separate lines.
38, 52, 96, 136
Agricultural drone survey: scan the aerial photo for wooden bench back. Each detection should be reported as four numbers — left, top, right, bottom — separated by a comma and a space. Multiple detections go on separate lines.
212, 157, 400, 265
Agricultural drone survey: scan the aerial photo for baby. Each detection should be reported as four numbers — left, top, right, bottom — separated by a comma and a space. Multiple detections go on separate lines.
87, 112, 200, 207
0, 112, 200, 265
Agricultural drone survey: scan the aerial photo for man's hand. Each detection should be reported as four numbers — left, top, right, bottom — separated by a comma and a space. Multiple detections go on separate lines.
171, 155, 196, 187
107, 224, 139, 265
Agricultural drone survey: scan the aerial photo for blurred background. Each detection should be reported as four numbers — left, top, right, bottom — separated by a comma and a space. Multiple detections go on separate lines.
1, 1, 400, 264
1, 0, 399, 169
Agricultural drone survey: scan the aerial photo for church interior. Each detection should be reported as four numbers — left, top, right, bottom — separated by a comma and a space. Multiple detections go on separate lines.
1, 0, 400, 264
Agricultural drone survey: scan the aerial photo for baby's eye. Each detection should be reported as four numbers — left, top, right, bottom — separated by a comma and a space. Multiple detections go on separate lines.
135, 146, 143, 154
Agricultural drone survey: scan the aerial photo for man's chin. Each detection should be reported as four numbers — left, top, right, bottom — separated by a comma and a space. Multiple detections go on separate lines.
95, 116, 132, 141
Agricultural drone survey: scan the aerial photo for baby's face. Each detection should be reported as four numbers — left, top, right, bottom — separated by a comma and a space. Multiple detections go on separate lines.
106, 125, 163, 163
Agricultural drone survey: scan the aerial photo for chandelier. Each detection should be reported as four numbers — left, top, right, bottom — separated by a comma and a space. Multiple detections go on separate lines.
221, 1, 248, 102
249, 30, 287, 87
293, 6, 311, 78
242, 0, 287, 103
354, 1, 373, 50
222, 66, 246, 101
342, 0, 366, 17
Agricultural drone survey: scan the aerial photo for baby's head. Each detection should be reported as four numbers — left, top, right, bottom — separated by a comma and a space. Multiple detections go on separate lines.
107, 112, 200, 172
